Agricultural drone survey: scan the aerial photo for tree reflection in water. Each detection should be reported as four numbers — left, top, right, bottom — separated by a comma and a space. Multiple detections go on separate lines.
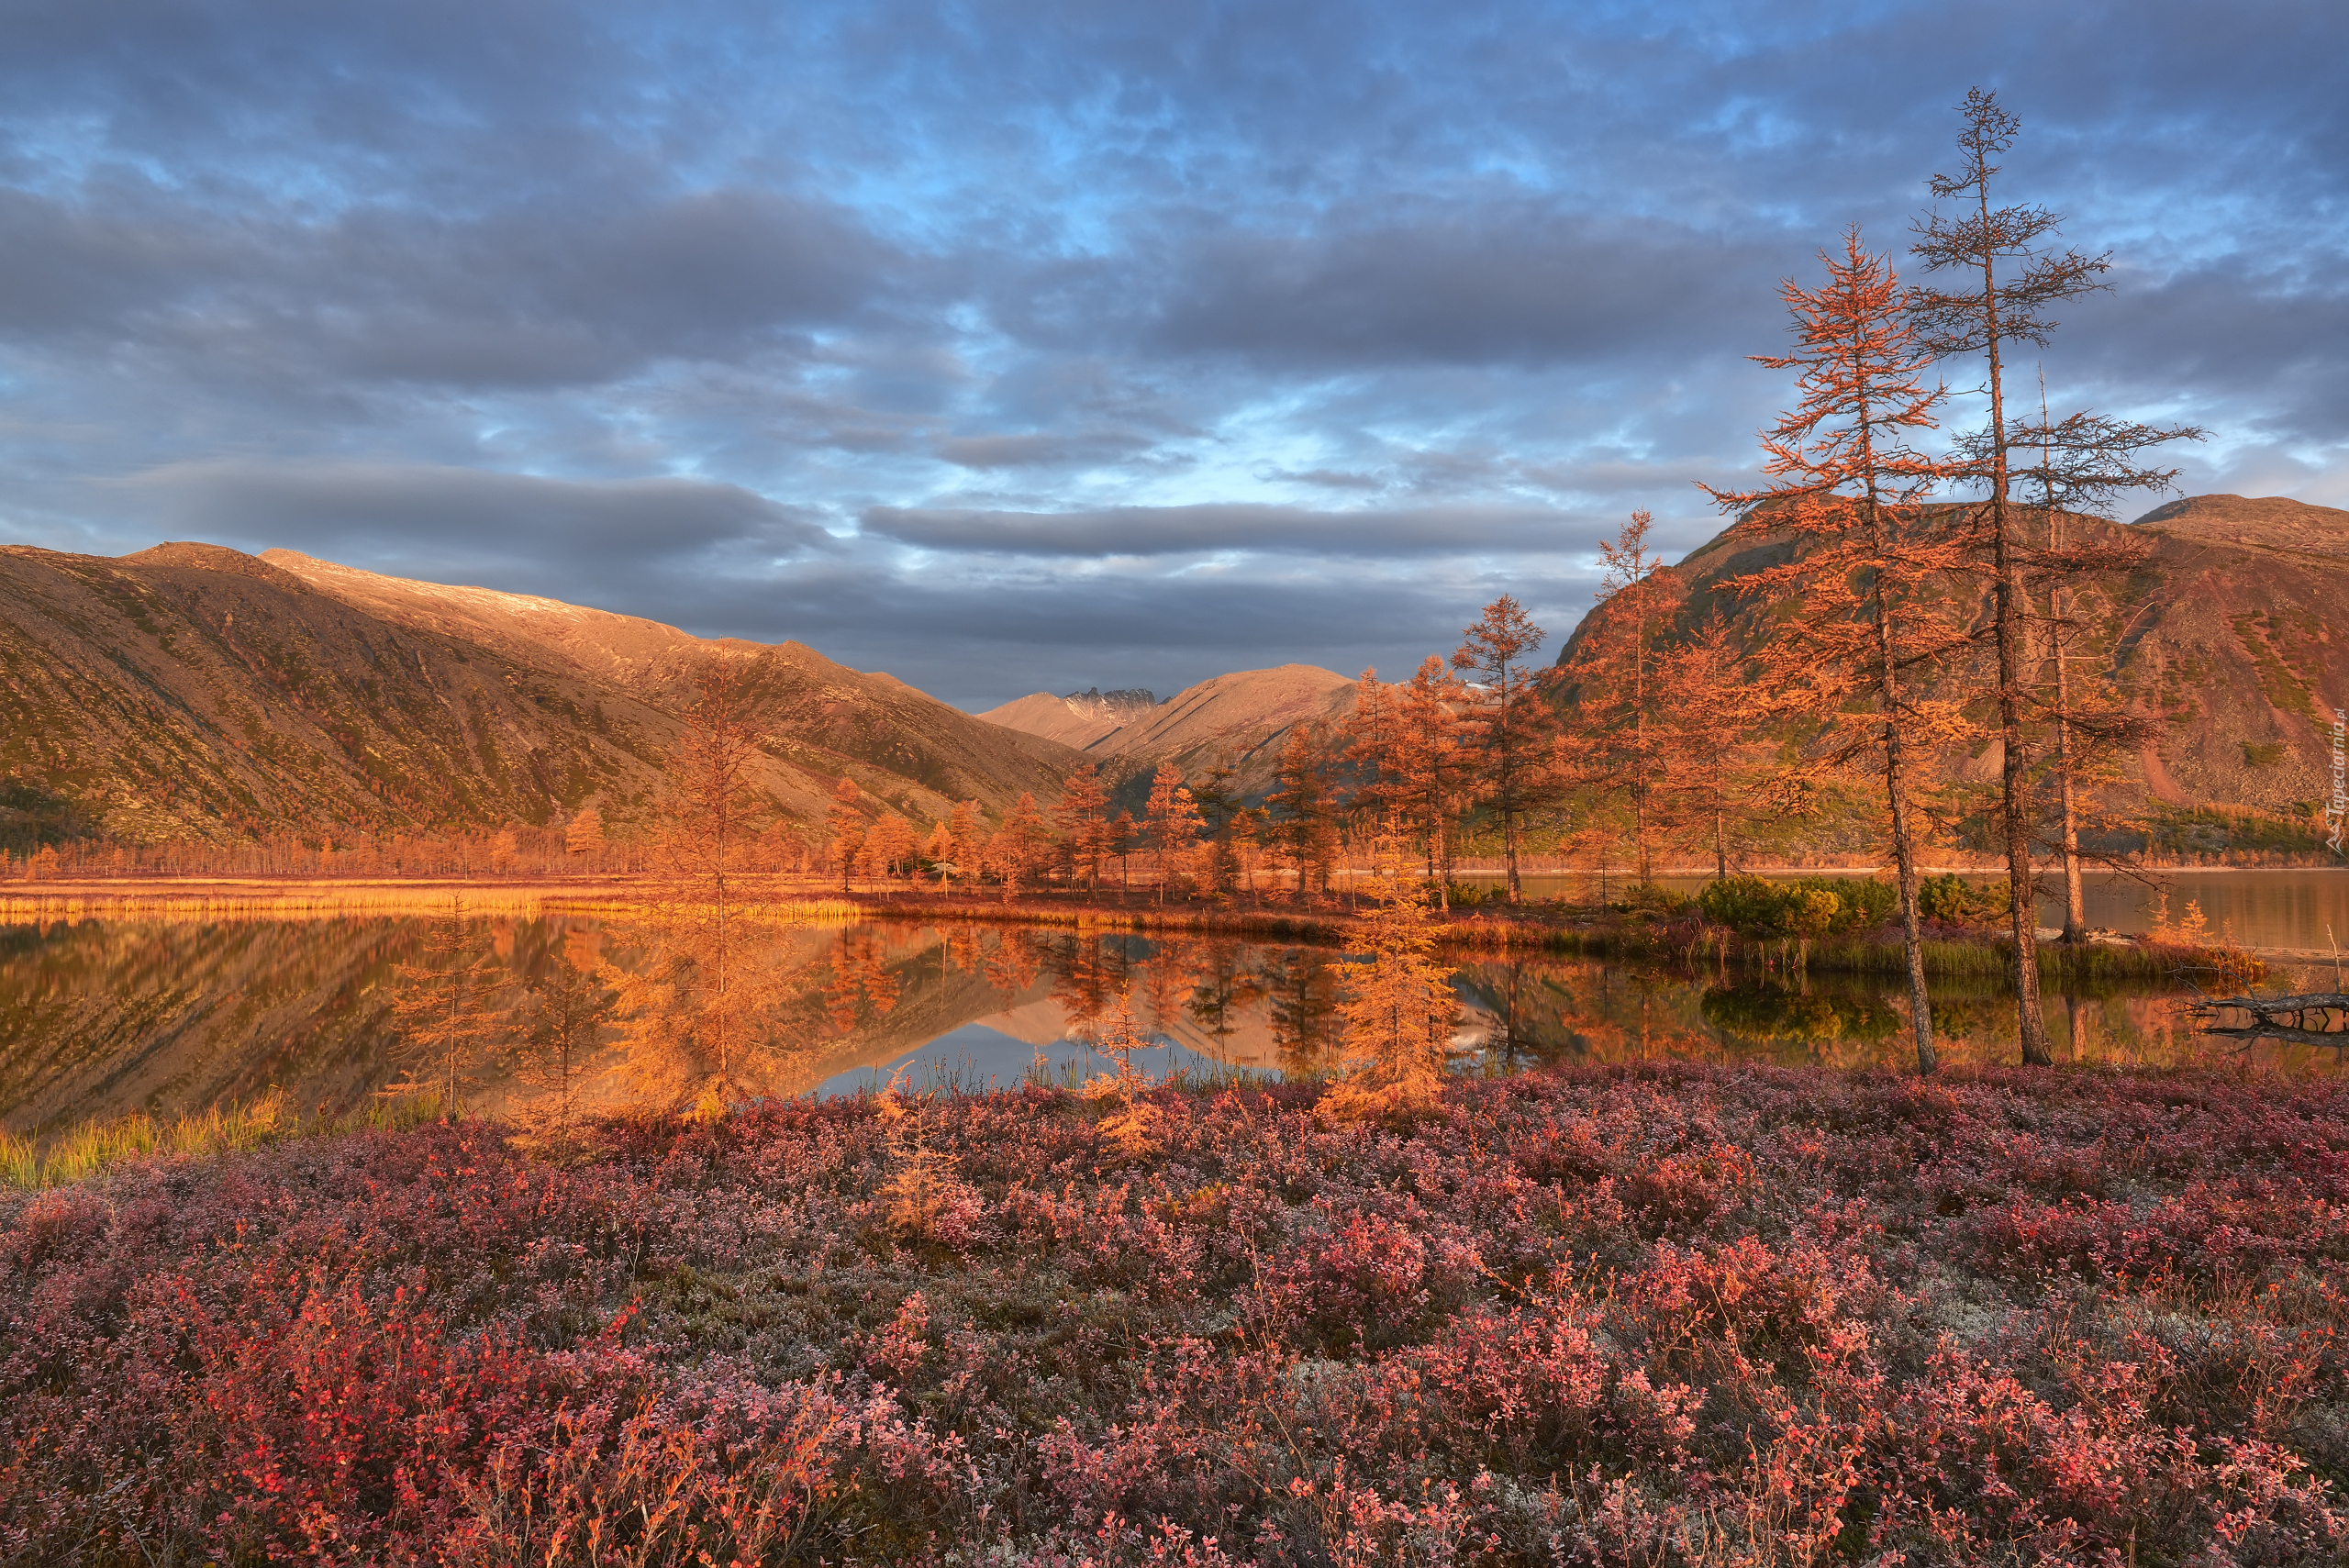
2, 916, 2333, 1137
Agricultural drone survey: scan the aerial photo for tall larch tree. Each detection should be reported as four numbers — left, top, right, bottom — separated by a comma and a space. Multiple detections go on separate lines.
1704, 228, 1968, 1077
1141, 763, 1203, 905
1565, 511, 1682, 884
2009, 390, 2197, 939
946, 799, 984, 888
987, 792, 1051, 903
1265, 726, 1336, 896
1661, 613, 1773, 878
1909, 87, 2117, 1065
1052, 763, 1113, 892
1453, 595, 1550, 904
826, 776, 868, 895
1188, 758, 1243, 895
1393, 655, 1468, 908
1341, 668, 1406, 825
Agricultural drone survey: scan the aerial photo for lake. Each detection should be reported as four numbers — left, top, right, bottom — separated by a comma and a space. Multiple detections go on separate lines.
4, 909, 2336, 1139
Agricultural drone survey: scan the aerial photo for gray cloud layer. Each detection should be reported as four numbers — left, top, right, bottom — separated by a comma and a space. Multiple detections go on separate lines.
0, 0, 2340, 708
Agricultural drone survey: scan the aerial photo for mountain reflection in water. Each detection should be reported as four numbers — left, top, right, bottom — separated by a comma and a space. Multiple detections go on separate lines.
0, 916, 2333, 1135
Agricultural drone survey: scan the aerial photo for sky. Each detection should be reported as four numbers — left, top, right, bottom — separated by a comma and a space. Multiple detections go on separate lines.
2, 1, 2343, 711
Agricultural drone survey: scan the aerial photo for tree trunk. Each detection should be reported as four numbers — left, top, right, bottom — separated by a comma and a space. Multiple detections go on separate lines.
1874, 562, 1936, 1077
1503, 806, 1521, 903
1978, 222, 2052, 1067
2052, 585, 2087, 940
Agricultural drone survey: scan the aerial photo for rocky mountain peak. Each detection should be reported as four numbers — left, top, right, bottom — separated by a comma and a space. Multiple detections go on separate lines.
1059, 686, 1157, 719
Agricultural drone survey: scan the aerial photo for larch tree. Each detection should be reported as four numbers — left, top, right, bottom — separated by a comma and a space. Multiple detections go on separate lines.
1909, 86, 2123, 1064
1109, 808, 1139, 891
1564, 511, 1682, 885
1141, 763, 1203, 906
1703, 227, 1969, 1077
1393, 655, 1468, 908
563, 806, 604, 856
923, 818, 956, 887
1320, 824, 1461, 1122
1052, 764, 1113, 892
1265, 726, 1336, 897
2004, 388, 2199, 939
1659, 613, 1775, 878
826, 777, 868, 895
1079, 991, 1160, 1160
1188, 758, 1243, 895
1341, 668, 1407, 825
862, 811, 919, 887
1453, 595, 1551, 904
946, 798, 984, 889
987, 792, 1052, 903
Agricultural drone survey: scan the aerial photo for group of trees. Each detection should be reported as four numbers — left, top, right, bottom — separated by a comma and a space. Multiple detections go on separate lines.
1691, 89, 2194, 1071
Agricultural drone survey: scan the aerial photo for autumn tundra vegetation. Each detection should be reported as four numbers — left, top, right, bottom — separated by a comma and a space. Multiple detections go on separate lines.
5, 92, 2342, 1566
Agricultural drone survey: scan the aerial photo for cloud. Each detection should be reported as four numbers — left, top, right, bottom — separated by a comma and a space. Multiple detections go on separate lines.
106, 461, 830, 569
860, 502, 1592, 558
1, 0, 2344, 710
618, 551, 1607, 712
935, 430, 1157, 469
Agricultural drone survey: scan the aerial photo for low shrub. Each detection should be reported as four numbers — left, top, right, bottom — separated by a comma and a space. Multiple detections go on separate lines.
2, 1065, 2343, 1565
1917, 871, 2012, 927
1698, 873, 1898, 938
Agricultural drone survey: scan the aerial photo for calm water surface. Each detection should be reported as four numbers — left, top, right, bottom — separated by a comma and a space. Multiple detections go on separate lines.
1, 912, 2336, 1137
1468, 868, 2349, 951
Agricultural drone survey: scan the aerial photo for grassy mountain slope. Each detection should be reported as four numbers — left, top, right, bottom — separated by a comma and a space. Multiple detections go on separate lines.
1553, 493, 2349, 837
263, 549, 1085, 824
0, 542, 677, 842
0, 542, 1086, 845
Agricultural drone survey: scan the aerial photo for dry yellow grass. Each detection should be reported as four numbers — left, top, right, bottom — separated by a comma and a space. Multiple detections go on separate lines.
2, 1089, 295, 1188
0, 878, 865, 926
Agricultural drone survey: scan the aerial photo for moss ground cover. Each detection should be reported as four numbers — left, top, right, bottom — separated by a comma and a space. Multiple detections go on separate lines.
4, 1064, 2344, 1565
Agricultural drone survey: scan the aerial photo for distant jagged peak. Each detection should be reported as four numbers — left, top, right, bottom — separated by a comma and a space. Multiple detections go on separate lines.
1059, 685, 1157, 718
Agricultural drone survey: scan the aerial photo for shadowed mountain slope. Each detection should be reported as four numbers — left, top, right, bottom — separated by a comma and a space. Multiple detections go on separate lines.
0, 542, 1085, 843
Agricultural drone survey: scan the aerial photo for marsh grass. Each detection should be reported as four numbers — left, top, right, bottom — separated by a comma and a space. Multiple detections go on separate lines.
2, 1088, 296, 1188
0, 1086, 474, 1189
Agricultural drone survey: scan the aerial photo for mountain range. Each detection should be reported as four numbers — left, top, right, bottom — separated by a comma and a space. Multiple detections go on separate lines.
1, 491, 2341, 851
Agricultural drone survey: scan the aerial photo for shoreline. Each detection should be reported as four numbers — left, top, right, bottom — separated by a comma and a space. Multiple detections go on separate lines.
0, 874, 2310, 970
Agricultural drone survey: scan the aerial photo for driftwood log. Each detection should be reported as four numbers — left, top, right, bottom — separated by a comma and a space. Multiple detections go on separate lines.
2190, 993, 2349, 1040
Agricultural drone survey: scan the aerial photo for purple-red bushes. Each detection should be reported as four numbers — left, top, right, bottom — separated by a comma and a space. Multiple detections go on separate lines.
3, 1064, 2346, 1565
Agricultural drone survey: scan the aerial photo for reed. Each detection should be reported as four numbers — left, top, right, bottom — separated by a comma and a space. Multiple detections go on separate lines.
2, 1087, 295, 1189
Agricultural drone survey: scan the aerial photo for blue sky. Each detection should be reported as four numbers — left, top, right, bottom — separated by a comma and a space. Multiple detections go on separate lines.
2, 1, 2341, 709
